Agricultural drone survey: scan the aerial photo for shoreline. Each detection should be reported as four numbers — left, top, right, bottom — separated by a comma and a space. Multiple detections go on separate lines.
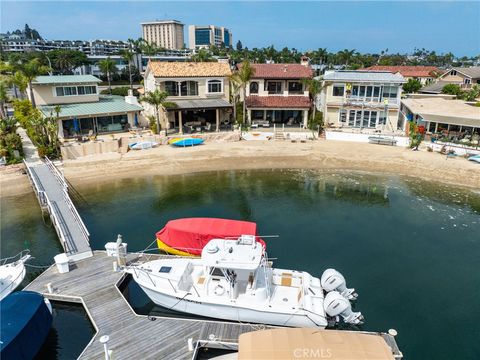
2, 141, 479, 197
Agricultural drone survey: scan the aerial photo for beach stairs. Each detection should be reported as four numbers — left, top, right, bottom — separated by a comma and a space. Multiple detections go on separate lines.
274, 131, 285, 141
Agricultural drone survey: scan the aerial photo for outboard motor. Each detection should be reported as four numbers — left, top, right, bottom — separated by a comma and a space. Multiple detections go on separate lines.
321, 268, 358, 300
324, 291, 364, 325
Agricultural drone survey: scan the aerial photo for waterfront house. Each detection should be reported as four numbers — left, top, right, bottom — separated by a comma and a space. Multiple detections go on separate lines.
400, 96, 480, 140
142, 61, 233, 133
28, 75, 143, 138
363, 66, 441, 85
243, 62, 313, 128
318, 70, 406, 131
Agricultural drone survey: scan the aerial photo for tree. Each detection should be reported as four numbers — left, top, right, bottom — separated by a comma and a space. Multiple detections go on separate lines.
232, 60, 255, 126
120, 49, 134, 89
462, 85, 480, 102
441, 83, 462, 96
229, 74, 241, 124
98, 57, 117, 94
47, 49, 88, 74
191, 49, 215, 62
403, 78, 422, 94
236, 40, 243, 51
0, 80, 9, 119
140, 89, 168, 134
303, 78, 323, 121
19, 58, 50, 107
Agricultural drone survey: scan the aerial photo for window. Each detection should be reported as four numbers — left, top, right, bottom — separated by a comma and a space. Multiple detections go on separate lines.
288, 81, 303, 94
180, 81, 198, 96
450, 70, 457, 76
266, 81, 282, 94
55, 85, 97, 97
333, 85, 345, 97
249, 82, 259, 94
252, 110, 264, 120
464, 78, 471, 85
348, 110, 355, 126
165, 81, 178, 96
339, 109, 347, 123
159, 266, 172, 273
207, 80, 222, 93
382, 86, 398, 100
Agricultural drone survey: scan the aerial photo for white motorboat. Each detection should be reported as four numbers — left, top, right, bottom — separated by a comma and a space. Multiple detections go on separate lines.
125, 236, 363, 328
0, 250, 31, 301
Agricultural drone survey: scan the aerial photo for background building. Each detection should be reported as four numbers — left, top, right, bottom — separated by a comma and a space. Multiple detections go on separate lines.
141, 20, 184, 50
0, 36, 130, 55
188, 25, 232, 49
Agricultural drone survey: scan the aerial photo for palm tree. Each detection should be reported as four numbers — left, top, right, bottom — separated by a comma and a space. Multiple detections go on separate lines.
140, 88, 168, 134
20, 58, 51, 107
98, 57, 117, 94
337, 49, 357, 67
233, 60, 256, 126
229, 74, 241, 124
120, 49, 134, 89
141, 43, 158, 59
303, 78, 323, 122
0, 80, 9, 119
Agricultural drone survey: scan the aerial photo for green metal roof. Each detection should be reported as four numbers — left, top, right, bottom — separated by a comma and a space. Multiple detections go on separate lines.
33, 75, 102, 85
39, 96, 143, 119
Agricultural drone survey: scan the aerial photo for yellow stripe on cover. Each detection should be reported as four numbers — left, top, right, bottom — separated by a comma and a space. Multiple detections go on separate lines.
156, 238, 198, 257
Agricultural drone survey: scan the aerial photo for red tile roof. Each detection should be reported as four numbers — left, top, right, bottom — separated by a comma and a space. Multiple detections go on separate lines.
246, 96, 312, 109
241, 63, 313, 79
363, 66, 442, 78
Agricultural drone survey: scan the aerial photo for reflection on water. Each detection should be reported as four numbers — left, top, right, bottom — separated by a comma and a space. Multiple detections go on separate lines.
3, 169, 480, 360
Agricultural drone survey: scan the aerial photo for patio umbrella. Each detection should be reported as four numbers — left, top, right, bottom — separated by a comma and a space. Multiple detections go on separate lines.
73, 118, 80, 133
134, 113, 139, 127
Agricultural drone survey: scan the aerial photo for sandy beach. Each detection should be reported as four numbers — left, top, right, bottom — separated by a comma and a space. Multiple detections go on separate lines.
2, 140, 479, 197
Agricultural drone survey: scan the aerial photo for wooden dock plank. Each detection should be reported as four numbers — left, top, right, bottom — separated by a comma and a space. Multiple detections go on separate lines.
24, 251, 263, 359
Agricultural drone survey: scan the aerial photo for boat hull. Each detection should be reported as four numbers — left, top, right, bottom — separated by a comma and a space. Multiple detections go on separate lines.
138, 284, 326, 328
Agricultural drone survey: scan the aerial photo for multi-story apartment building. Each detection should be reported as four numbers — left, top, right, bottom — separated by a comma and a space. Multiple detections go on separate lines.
243, 62, 313, 127
0, 37, 130, 55
188, 25, 232, 49
141, 20, 184, 50
28, 75, 142, 138
143, 61, 233, 133
318, 70, 406, 131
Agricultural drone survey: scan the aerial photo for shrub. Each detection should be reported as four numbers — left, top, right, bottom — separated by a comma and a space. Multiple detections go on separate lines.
100, 86, 139, 97
308, 111, 324, 133
148, 115, 157, 134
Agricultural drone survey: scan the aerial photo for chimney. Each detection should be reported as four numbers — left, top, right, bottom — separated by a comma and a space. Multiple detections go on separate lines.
125, 89, 139, 105
300, 56, 310, 66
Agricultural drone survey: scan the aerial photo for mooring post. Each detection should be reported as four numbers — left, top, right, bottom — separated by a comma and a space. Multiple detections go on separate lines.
100, 335, 110, 360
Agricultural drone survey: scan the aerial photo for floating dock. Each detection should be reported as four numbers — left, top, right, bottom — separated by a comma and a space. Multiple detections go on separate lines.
24, 251, 266, 359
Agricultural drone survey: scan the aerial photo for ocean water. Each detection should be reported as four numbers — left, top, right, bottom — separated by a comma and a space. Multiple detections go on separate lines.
2, 169, 480, 359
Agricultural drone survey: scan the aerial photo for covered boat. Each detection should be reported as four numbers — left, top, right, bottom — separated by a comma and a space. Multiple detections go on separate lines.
127, 237, 363, 328
156, 218, 265, 256
0, 291, 53, 360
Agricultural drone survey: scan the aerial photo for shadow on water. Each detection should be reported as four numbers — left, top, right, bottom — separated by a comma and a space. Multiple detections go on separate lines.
34, 301, 95, 360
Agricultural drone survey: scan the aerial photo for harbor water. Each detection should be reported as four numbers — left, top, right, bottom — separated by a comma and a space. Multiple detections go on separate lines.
2, 169, 480, 359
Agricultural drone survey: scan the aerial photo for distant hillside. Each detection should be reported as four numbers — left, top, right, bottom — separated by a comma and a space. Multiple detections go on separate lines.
4, 24, 42, 40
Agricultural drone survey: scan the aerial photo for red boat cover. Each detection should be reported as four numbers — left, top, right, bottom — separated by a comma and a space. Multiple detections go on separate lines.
156, 218, 265, 255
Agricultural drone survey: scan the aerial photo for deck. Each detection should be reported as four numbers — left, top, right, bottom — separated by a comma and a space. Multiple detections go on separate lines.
24, 251, 263, 360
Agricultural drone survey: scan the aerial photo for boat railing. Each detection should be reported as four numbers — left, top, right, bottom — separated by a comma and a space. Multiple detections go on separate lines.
0, 249, 30, 266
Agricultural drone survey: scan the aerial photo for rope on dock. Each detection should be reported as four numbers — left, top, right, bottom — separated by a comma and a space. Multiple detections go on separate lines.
25, 263, 54, 269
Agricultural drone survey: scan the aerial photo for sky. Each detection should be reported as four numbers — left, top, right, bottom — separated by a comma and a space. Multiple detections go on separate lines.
1, 1, 479, 56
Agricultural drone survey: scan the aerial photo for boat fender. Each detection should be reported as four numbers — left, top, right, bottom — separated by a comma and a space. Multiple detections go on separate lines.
214, 284, 225, 296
